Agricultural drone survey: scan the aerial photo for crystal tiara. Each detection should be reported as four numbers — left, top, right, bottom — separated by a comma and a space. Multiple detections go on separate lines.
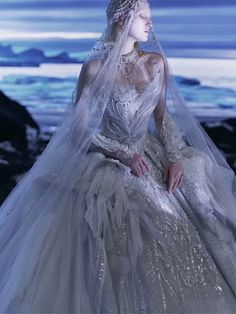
106, 0, 149, 23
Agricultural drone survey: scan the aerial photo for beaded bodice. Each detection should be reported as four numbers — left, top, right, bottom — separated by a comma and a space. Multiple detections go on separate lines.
91, 80, 187, 163
98, 83, 155, 148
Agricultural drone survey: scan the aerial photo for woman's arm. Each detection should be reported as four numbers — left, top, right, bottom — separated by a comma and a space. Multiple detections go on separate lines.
152, 54, 185, 192
89, 141, 133, 165
72, 60, 134, 165
152, 54, 186, 163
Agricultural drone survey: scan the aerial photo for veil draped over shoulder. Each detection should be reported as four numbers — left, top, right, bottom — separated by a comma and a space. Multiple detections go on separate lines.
0, 0, 236, 312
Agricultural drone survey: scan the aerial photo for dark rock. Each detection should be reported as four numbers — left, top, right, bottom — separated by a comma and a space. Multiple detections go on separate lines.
176, 76, 200, 86
0, 91, 41, 204
201, 118, 236, 173
225, 118, 236, 130
0, 61, 40, 67
0, 44, 15, 57
218, 104, 234, 109
17, 48, 45, 60
0, 43, 80, 66
0, 90, 39, 149
47, 52, 79, 63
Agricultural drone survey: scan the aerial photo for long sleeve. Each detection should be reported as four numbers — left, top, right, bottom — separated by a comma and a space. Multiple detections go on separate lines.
70, 60, 135, 166
89, 133, 134, 166
158, 110, 186, 163
153, 53, 187, 163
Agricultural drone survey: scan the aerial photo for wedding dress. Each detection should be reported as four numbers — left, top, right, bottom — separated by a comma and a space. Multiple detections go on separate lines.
1, 0, 236, 313
1, 79, 236, 314
82, 80, 236, 313
72, 83, 236, 313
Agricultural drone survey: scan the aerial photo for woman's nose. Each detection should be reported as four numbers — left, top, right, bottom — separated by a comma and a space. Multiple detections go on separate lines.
146, 20, 152, 29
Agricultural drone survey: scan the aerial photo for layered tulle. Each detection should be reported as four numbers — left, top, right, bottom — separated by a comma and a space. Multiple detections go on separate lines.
1, 133, 236, 313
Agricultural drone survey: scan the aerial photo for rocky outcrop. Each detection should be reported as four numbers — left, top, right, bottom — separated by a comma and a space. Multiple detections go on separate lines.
0, 44, 79, 67
0, 91, 40, 204
201, 119, 236, 172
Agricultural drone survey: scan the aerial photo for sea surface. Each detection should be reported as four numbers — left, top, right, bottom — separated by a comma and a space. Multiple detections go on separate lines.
1, 59, 236, 134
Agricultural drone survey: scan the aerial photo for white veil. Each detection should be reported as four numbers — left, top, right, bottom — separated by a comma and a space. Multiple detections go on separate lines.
0, 0, 236, 311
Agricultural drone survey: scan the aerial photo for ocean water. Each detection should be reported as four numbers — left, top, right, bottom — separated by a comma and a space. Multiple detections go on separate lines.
1, 61, 236, 134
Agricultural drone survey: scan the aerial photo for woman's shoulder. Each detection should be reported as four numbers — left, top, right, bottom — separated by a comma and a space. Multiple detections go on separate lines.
82, 58, 102, 78
79, 58, 106, 85
139, 50, 165, 67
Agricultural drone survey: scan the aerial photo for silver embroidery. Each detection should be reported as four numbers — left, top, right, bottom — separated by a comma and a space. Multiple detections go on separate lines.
159, 110, 187, 163
83, 82, 235, 313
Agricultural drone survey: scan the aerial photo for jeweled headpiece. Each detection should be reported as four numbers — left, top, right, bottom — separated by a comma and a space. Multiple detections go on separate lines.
106, 0, 149, 23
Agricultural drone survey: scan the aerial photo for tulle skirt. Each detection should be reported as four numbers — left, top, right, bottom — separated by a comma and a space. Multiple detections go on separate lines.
0, 132, 236, 313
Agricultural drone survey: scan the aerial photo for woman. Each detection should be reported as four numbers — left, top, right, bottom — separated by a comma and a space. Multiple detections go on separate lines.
0, 0, 236, 313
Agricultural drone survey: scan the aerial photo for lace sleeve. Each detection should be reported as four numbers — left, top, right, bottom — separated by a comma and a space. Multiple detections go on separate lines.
89, 133, 134, 166
153, 53, 187, 163
159, 110, 186, 163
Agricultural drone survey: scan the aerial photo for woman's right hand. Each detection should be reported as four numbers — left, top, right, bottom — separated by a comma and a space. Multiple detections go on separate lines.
128, 152, 150, 177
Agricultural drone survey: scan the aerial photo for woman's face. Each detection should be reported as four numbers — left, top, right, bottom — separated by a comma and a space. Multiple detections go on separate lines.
128, 3, 152, 42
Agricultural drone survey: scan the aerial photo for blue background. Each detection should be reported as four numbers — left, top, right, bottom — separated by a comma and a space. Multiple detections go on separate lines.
0, 0, 236, 134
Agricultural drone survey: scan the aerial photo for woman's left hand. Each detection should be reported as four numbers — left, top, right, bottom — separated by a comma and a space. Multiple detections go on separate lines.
164, 161, 184, 193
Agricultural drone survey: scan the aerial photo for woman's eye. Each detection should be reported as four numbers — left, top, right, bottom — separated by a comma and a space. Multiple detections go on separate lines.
139, 14, 151, 21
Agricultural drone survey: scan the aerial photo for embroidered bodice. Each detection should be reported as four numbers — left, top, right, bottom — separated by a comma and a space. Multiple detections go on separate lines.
91, 82, 187, 162
98, 84, 153, 147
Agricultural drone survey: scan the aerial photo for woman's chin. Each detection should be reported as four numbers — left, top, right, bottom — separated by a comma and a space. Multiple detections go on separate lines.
138, 36, 149, 43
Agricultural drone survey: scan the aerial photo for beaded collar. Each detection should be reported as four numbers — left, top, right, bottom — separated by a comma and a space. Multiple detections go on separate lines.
118, 48, 139, 79
121, 48, 139, 63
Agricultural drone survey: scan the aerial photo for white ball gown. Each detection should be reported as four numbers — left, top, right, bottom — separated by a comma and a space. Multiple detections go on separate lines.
0, 80, 236, 314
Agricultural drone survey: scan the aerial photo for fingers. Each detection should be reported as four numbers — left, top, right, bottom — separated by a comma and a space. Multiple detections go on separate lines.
136, 164, 144, 176
178, 175, 184, 187
132, 156, 150, 177
131, 162, 144, 177
163, 166, 168, 182
169, 173, 184, 193
168, 175, 175, 193
137, 161, 148, 176
141, 158, 150, 173
171, 175, 181, 193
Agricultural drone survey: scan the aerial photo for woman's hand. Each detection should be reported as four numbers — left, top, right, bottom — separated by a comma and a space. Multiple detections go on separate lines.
164, 161, 184, 193
128, 152, 150, 177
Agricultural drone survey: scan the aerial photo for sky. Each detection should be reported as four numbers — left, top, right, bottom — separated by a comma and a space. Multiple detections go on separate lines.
0, 0, 236, 59
0, 0, 236, 7
1, 0, 236, 36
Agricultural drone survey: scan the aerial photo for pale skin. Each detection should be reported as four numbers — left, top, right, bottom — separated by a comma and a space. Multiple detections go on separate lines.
75, 2, 184, 194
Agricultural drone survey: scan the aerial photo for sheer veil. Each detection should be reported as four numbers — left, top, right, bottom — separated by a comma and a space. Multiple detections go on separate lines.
0, 0, 236, 307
